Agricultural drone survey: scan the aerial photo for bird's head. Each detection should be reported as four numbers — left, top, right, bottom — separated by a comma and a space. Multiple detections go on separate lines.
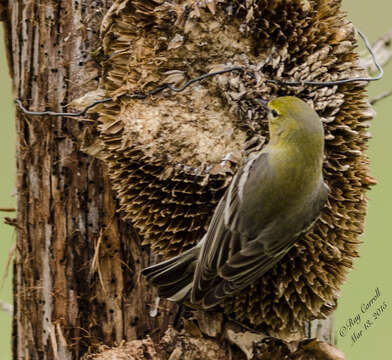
260, 96, 324, 152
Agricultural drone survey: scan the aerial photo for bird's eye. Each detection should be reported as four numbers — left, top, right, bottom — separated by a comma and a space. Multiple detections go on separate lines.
271, 109, 279, 118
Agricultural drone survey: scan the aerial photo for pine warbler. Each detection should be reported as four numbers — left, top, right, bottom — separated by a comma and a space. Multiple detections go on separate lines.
143, 96, 329, 309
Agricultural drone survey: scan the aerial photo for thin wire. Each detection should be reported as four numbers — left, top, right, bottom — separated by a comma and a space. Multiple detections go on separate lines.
15, 98, 113, 117
15, 67, 245, 117
123, 67, 245, 99
14, 29, 382, 118
165, 66, 245, 92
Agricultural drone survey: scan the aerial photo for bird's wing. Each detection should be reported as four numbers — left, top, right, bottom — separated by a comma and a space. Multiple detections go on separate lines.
192, 151, 328, 308
201, 181, 329, 307
191, 152, 271, 303
198, 232, 294, 308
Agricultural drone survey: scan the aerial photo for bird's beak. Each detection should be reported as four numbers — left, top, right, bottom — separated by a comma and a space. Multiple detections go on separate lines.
256, 98, 269, 110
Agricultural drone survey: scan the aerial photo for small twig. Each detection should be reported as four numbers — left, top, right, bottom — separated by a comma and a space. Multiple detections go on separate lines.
360, 29, 392, 74
4, 217, 20, 229
0, 208, 16, 212
0, 299, 13, 315
370, 89, 392, 105
89, 228, 108, 294
1, 243, 15, 290
89, 229, 103, 280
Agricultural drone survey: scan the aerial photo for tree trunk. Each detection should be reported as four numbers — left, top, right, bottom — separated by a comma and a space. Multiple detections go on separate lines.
2, 1, 341, 359
3, 1, 178, 358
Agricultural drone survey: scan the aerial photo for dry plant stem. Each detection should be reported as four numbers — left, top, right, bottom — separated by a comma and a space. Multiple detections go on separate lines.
363, 30, 392, 106
1, 243, 15, 290
4, 217, 18, 228
360, 29, 392, 73
370, 89, 392, 105
0, 208, 16, 212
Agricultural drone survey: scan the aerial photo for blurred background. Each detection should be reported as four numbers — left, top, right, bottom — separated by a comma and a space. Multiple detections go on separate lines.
0, 1, 391, 358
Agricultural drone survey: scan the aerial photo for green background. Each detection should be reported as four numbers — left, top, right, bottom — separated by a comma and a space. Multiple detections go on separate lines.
0, 1, 391, 358
334, 1, 392, 358
0, 24, 15, 358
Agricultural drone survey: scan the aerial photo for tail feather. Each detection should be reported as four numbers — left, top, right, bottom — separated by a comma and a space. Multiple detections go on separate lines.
142, 246, 200, 302
158, 273, 194, 299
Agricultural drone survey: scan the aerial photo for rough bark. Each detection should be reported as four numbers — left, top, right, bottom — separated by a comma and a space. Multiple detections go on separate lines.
4, 1, 178, 358
2, 1, 338, 359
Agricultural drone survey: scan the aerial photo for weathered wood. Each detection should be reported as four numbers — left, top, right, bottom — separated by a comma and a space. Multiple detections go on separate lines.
4, 1, 178, 358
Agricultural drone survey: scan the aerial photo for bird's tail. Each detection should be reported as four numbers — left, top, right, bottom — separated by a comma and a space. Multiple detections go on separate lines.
142, 245, 201, 302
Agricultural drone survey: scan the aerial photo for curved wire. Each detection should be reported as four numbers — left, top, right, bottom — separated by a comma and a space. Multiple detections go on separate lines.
15, 29, 382, 117
15, 98, 113, 117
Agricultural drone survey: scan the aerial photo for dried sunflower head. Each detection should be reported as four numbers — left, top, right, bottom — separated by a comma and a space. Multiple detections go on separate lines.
85, 0, 375, 332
